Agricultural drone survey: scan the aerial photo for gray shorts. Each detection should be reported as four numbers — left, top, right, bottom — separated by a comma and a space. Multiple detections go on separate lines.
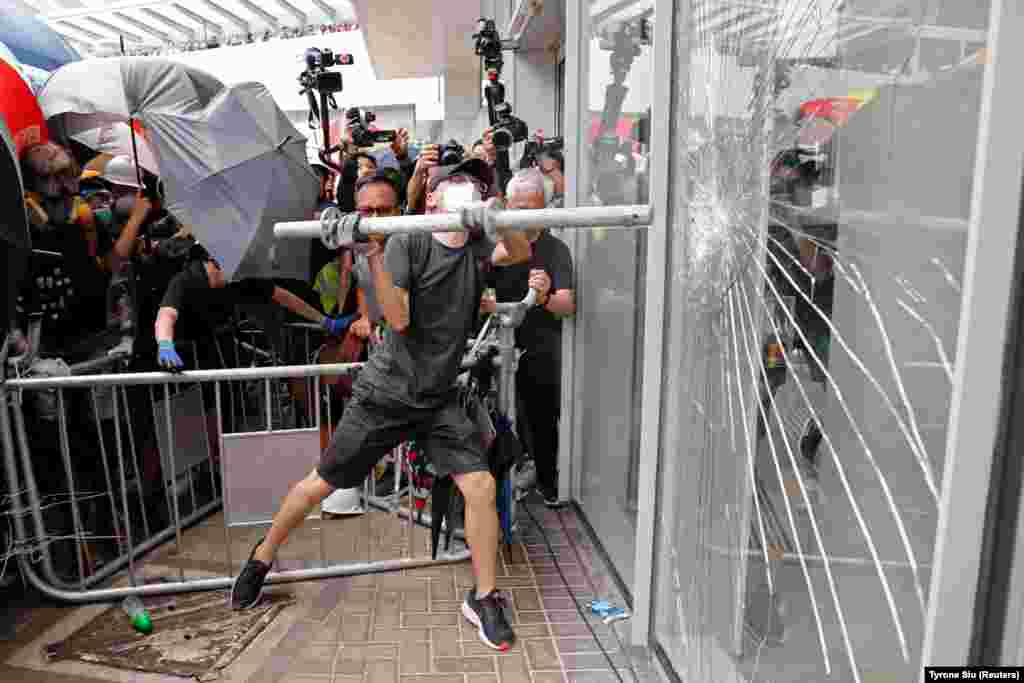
317, 381, 489, 490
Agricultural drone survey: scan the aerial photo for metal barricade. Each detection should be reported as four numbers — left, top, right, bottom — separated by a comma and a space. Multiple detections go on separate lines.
0, 362, 470, 603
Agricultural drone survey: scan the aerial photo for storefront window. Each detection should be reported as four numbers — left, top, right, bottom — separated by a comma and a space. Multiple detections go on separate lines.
572, 0, 654, 592
653, 0, 992, 680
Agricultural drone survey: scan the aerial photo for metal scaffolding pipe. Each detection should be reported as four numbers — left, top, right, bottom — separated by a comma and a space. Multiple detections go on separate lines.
274, 204, 653, 246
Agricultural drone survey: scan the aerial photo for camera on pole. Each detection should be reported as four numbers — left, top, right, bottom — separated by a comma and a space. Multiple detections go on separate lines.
299, 47, 355, 173
472, 18, 525, 192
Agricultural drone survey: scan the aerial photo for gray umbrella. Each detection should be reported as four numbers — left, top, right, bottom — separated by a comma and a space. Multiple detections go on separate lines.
158, 81, 317, 281
38, 59, 316, 280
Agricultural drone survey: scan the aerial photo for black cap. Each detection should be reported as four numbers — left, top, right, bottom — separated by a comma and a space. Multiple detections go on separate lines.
354, 168, 402, 198
427, 158, 494, 195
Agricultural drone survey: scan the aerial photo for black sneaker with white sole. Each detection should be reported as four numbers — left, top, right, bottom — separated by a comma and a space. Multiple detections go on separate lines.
462, 588, 515, 651
230, 538, 272, 610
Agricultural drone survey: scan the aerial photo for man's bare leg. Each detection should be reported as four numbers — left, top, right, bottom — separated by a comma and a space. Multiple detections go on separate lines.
454, 471, 499, 596
253, 469, 334, 564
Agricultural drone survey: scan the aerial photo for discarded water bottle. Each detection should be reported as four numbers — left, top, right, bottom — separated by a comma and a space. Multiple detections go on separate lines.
122, 595, 152, 634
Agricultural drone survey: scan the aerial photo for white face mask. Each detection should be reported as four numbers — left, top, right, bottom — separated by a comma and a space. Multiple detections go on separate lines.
441, 183, 480, 212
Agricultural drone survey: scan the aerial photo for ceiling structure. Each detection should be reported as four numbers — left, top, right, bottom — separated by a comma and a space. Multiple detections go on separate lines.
12, 0, 358, 54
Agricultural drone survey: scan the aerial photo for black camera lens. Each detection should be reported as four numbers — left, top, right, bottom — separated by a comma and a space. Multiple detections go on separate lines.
491, 128, 513, 151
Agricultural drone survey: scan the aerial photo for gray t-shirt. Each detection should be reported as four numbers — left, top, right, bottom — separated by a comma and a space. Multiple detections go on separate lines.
351, 254, 383, 323
358, 232, 495, 408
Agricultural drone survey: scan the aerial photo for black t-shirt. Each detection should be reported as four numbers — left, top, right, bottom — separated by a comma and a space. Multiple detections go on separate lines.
21, 215, 114, 350
159, 264, 276, 341
358, 232, 494, 408
488, 230, 573, 372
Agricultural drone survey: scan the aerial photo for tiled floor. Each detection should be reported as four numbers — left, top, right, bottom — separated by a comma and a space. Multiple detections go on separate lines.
1, 499, 657, 683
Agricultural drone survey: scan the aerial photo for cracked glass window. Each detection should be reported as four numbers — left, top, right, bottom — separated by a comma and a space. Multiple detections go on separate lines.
652, 1, 991, 680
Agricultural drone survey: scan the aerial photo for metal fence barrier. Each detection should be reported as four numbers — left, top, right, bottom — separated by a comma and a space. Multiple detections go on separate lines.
0, 362, 471, 604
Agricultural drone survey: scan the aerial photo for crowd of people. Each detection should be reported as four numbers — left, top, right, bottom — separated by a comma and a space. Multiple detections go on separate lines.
8, 121, 576, 653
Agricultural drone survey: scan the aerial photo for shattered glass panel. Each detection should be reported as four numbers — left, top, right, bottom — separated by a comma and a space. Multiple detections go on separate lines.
573, 0, 654, 590
652, 0, 990, 681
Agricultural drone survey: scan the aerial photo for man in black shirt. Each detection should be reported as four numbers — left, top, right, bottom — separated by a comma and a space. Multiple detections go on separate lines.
154, 248, 353, 370
484, 168, 575, 506
229, 163, 531, 653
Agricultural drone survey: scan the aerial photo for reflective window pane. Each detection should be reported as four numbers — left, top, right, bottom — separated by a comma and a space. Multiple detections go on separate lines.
573, 0, 654, 591
654, 0, 992, 680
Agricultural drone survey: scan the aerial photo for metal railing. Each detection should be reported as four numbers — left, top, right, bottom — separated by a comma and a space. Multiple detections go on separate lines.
0, 360, 471, 603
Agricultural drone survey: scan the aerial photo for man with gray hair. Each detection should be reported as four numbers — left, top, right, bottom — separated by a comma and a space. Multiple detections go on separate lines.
483, 167, 575, 506
230, 158, 531, 653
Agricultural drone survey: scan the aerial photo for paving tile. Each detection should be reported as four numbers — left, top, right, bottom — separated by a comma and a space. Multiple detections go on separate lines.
367, 659, 400, 683
431, 627, 462, 657
403, 590, 429, 612
433, 657, 496, 673
550, 624, 596, 639
279, 674, 334, 683
288, 643, 338, 675
400, 641, 431, 674
509, 623, 551, 639
339, 613, 372, 642
340, 643, 400, 660
430, 600, 464, 613
566, 673, 620, 683
523, 638, 561, 671
514, 610, 548, 625
509, 588, 542, 611
336, 657, 369, 676
496, 652, 532, 683
561, 653, 626, 671
400, 676, 467, 683
404, 612, 460, 627
556, 638, 608, 654
540, 597, 578, 611
544, 611, 586, 624
373, 627, 430, 643
534, 673, 568, 683
467, 675, 499, 683
430, 578, 456, 601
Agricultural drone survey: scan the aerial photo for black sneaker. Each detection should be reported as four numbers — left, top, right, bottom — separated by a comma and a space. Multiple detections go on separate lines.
462, 588, 515, 651
230, 538, 272, 610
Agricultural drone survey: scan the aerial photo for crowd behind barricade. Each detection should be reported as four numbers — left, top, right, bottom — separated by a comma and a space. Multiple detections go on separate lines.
4, 119, 575, 627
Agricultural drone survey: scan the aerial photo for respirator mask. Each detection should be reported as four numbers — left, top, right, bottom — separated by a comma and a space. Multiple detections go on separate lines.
441, 182, 483, 212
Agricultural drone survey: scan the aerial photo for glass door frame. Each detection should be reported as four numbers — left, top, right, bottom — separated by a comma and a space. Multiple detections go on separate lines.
558, 0, 1024, 672
921, 0, 1024, 666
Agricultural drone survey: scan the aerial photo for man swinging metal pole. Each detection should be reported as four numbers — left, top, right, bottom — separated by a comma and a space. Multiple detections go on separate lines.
232, 162, 532, 652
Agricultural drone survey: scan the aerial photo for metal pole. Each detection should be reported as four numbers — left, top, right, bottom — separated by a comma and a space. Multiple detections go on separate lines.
55, 390, 87, 586
6, 362, 363, 390
273, 204, 653, 241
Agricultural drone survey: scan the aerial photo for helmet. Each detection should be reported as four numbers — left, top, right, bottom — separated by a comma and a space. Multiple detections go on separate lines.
100, 155, 142, 189
321, 487, 364, 515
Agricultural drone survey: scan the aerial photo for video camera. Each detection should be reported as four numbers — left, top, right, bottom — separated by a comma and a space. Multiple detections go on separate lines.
299, 47, 353, 95
520, 134, 564, 169
345, 107, 397, 148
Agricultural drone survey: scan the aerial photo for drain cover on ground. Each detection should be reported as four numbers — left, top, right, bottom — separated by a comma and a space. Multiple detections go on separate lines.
46, 591, 294, 681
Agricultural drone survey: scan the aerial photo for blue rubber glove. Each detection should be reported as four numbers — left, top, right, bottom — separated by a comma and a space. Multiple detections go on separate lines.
321, 313, 359, 337
157, 340, 184, 372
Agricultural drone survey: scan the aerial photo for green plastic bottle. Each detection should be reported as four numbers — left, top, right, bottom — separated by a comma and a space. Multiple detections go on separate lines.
122, 596, 153, 634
